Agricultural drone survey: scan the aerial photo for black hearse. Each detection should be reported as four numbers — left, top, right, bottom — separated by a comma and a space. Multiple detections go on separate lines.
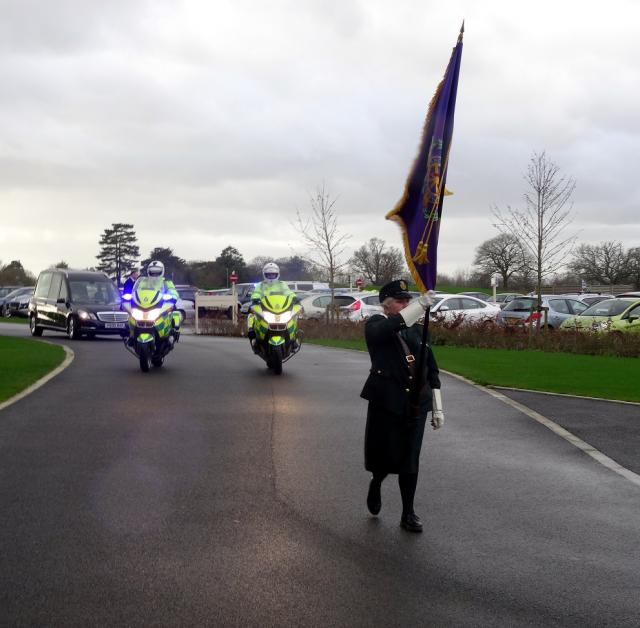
28, 269, 128, 339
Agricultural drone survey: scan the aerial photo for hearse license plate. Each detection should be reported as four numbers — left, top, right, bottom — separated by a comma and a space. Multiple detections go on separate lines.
105, 323, 126, 329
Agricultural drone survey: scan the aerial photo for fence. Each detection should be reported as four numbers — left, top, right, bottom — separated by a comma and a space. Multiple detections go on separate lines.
540, 284, 634, 295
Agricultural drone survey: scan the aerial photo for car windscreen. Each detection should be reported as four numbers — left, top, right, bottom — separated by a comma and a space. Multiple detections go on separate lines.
178, 290, 196, 301
70, 279, 120, 304
502, 297, 537, 312
580, 299, 635, 317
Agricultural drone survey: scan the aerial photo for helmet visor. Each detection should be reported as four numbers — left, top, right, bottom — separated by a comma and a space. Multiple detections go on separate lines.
264, 272, 278, 280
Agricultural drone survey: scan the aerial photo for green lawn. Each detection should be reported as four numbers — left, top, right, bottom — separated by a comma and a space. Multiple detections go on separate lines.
0, 315, 28, 324
306, 338, 640, 402
0, 337, 66, 403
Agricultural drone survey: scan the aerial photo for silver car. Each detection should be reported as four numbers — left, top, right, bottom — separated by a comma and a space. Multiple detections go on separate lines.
497, 296, 588, 329
300, 291, 377, 320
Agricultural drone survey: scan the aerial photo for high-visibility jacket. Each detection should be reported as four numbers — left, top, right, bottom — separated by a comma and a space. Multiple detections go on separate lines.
251, 280, 294, 303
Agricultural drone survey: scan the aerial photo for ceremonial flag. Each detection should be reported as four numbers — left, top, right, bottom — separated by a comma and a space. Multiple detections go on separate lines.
386, 24, 464, 291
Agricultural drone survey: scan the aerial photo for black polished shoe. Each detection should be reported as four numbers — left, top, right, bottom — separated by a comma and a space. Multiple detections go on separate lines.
400, 513, 423, 533
366, 479, 382, 516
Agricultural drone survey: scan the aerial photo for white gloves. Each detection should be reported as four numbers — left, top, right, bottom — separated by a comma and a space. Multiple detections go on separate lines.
399, 291, 436, 327
431, 389, 444, 430
399, 299, 424, 327
418, 290, 437, 308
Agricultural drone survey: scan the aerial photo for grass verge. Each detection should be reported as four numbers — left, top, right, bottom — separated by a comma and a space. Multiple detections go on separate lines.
0, 315, 28, 325
0, 337, 66, 403
306, 338, 640, 403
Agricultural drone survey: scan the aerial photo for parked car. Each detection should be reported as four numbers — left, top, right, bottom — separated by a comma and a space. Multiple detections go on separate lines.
560, 293, 613, 307
0, 285, 24, 301
577, 295, 612, 307
4, 287, 35, 317
173, 284, 198, 321
29, 269, 127, 339
1, 286, 35, 317
615, 291, 640, 299
429, 294, 501, 324
491, 293, 524, 307
560, 298, 640, 334
496, 296, 588, 329
299, 291, 377, 320
459, 291, 490, 302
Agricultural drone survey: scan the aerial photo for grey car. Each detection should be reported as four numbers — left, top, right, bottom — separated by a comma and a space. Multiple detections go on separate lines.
1, 286, 35, 317
496, 295, 588, 329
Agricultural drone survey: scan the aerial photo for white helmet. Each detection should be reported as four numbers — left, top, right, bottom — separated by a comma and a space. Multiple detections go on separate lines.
147, 260, 165, 278
262, 262, 280, 283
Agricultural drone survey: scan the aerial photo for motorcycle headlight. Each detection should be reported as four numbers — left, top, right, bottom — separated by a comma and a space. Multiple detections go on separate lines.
131, 308, 162, 321
146, 308, 163, 321
262, 311, 293, 324
263, 311, 277, 324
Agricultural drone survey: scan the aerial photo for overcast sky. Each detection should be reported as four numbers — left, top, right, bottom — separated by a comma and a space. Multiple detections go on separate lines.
1, 0, 639, 281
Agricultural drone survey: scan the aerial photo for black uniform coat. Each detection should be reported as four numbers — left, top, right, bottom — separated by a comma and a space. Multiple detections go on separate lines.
360, 313, 441, 474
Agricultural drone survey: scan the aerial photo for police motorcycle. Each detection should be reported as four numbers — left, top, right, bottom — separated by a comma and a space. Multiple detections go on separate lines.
247, 262, 302, 375
121, 261, 181, 372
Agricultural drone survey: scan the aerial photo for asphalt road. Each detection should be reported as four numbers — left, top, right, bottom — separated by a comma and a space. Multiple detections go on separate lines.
1, 323, 639, 627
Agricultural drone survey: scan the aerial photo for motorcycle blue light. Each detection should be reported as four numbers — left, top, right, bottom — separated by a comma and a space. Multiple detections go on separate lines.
162, 293, 174, 301
122, 293, 133, 301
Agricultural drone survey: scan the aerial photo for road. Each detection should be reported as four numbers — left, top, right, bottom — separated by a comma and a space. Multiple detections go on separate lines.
1, 323, 639, 627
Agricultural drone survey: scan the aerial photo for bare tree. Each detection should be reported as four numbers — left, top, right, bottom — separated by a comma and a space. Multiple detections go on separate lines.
493, 151, 577, 312
568, 241, 630, 285
294, 184, 350, 319
350, 237, 405, 285
625, 247, 640, 289
473, 234, 530, 289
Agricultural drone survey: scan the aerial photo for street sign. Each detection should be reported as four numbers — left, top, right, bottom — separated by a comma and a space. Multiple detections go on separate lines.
355, 278, 364, 289
229, 271, 238, 284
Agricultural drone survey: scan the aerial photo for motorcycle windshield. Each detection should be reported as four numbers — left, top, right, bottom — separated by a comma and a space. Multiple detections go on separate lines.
261, 291, 295, 314
133, 277, 165, 308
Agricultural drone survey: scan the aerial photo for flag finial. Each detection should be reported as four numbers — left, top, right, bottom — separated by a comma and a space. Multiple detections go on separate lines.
458, 21, 465, 42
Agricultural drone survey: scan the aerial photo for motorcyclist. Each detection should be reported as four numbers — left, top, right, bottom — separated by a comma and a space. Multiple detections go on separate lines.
126, 260, 181, 344
247, 262, 296, 346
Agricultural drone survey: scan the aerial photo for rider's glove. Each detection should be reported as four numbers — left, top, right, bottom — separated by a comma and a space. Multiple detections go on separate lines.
431, 388, 444, 430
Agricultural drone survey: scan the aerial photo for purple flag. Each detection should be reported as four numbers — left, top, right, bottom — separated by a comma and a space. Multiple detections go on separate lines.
386, 25, 464, 291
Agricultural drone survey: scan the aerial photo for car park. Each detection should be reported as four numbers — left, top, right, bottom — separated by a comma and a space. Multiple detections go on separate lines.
560, 298, 640, 334
429, 294, 500, 324
1, 286, 35, 317
4, 287, 35, 317
496, 295, 588, 329
29, 269, 127, 339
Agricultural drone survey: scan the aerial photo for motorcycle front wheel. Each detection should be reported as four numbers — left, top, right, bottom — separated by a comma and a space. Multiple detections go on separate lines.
269, 346, 283, 375
139, 344, 151, 372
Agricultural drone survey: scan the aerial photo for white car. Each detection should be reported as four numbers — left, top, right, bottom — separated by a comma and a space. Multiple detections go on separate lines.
300, 291, 377, 320
176, 297, 195, 322
429, 294, 500, 324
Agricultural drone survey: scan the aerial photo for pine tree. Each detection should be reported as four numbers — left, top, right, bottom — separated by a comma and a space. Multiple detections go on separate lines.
96, 223, 140, 286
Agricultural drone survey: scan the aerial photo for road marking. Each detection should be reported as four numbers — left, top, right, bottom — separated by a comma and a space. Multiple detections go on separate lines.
491, 385, 640, 406
0, 341, 74, 413
443, 369, 640, 489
